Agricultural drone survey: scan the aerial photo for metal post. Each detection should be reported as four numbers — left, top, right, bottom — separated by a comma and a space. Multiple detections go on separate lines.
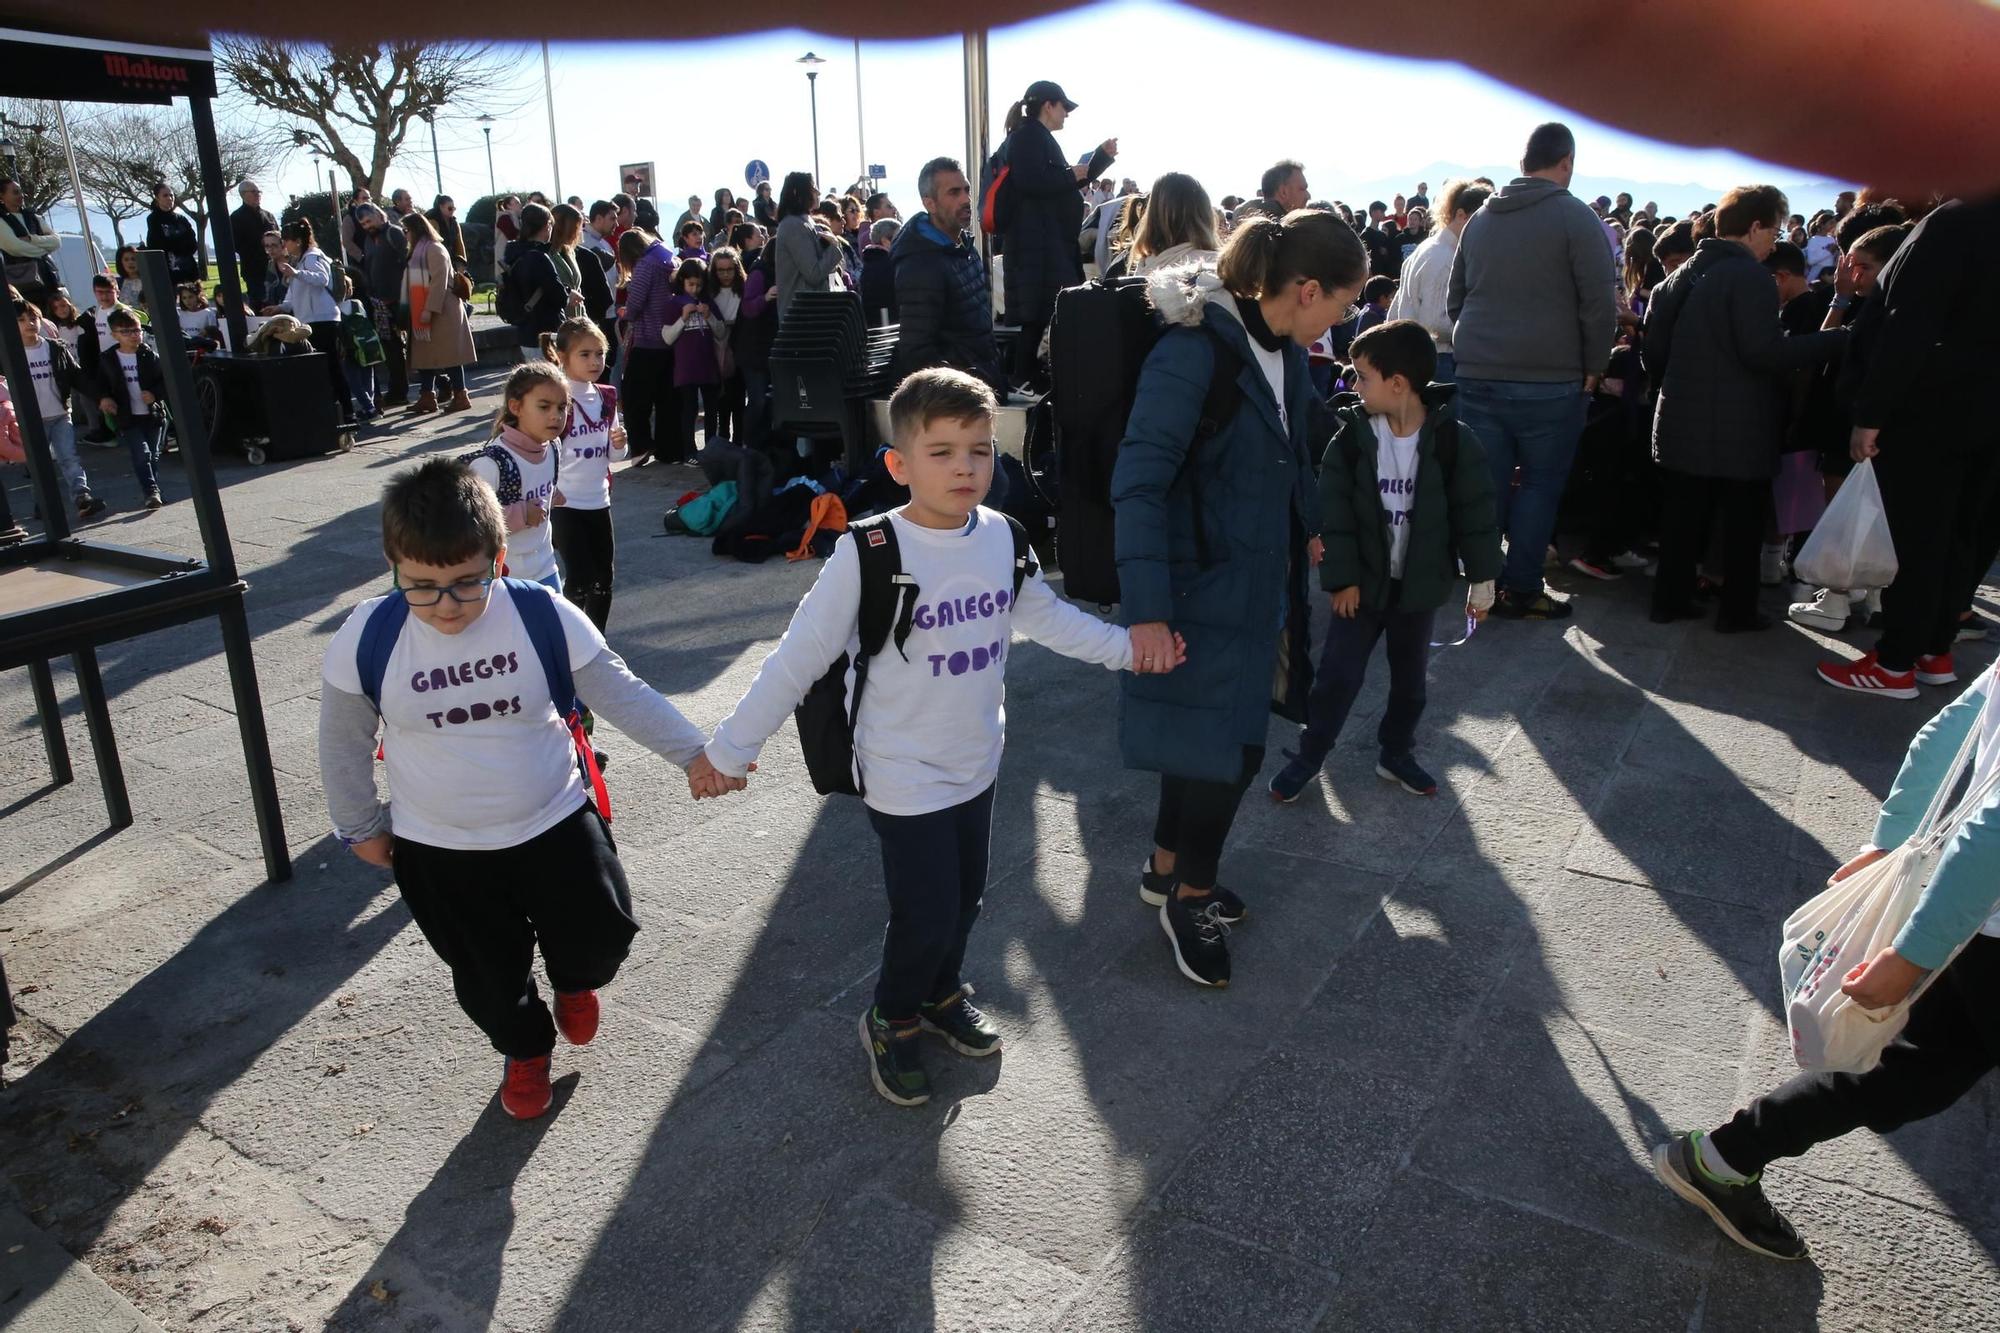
854, 38, 867, 191
189, 95, 249, 354
541, 41, 562, 199
427, 112, 443, 195
52, 100, 101, 275
482, 126, 495, 195
807, 71, 821, 189
963, 31, 990, 253
137, 248, 239, 582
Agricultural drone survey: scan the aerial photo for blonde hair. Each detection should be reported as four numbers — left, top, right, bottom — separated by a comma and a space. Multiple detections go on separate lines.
1129, 174, 1218, 264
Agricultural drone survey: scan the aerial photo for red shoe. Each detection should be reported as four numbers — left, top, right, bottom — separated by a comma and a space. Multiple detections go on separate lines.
1816, 652, 1919, 700
500, 1054, 553, 1119
1915, 653, 1958, 687
553, 989, 600, 1046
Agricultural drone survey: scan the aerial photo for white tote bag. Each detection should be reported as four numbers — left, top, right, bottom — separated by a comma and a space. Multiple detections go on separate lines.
1792, 458, 1899, 591
1780, 689, 1999, 1074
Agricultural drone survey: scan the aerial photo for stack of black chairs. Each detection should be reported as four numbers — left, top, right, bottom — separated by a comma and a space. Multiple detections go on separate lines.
769, 290, 898, 473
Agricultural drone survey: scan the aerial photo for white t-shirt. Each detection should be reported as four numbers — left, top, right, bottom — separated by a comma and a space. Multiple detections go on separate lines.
554, 381, 624, 511
23, 339, 63, 420
707, 507, 1132, 816
1373, 417, 1421, 579
321, 580, 606, 850
468, 441, 560, 584
178, 306, 218, 341
1249, 339, 1287, 433
89, 304, 116, 348
114, 350, 146, 414
1804, 235, 1839, 285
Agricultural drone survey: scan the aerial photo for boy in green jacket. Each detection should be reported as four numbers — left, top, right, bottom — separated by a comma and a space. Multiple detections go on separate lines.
1271, 319, 1502, 803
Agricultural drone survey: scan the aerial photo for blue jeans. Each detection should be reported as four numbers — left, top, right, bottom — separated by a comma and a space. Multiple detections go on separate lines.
41, 415, 90, 507
117, 418, 163, 495
1296, 593, 1435, 765
1434, 351, 1456, 385
1454, 377, 1587, 599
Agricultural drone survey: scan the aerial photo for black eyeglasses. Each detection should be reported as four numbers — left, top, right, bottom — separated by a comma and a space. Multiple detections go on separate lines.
393, 562, 497, 606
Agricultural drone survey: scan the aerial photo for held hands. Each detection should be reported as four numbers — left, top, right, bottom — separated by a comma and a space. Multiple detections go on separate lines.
1330, 587, 1361, 619
348, 832, 393, 869
1127, 622, 1187, 675
1840, 944, 1926, 1010
687, 752, 753, 800
1850, 426, 1880, 463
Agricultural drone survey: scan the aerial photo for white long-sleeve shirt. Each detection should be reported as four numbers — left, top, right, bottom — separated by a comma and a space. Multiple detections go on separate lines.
706, 507, 1133, 815
280, 249, 341, 324
1387, 226, 1458, 353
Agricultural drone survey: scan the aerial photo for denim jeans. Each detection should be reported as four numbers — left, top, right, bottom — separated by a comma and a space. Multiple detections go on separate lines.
1295, 594, 1436, 765
1454, 377, 1587, 599
41, 414, 90, 507
1433, 351, 1456, 385
117, 418, 163, 495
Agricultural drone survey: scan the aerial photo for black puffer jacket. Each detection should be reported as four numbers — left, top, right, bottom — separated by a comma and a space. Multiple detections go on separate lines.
145, 205, 201, 284
1643, 237, 1844, 479
997, 118, 1085, 326
889, 216, 1003, 394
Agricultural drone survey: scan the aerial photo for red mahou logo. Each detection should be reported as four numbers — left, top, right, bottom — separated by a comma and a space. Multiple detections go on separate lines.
103, 54, 191, 88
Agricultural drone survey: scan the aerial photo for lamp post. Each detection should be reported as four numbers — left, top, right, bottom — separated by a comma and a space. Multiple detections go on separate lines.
477, 114, 496, 196
853, 38, 868, 193
420, 108, 443, 196
796, 51, 826, 187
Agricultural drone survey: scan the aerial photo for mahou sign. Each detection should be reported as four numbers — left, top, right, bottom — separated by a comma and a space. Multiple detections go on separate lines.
0, 27, 217, 103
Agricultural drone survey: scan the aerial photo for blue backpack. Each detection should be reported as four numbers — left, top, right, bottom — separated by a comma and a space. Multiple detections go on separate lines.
356, 578, 610, 819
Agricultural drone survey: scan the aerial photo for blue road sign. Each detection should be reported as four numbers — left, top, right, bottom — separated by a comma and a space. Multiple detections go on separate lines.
745, 159, 771, 189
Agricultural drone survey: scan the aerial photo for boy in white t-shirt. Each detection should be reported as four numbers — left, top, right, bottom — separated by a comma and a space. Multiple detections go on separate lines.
1270, 319, 1502, 804
14, 299, 106, 518
91, 307, 166, 510
317, 458, 725, 1119
701, 368, 1180, 1107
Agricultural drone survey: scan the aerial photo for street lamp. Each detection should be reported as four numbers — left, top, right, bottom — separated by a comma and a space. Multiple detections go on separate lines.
419, 108, 443, 196
477, 114, 496, 196
797, 51, 826, 188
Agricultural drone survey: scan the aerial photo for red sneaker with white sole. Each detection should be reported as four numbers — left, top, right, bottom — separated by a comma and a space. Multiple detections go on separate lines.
500, 1054, 553, 1119
1816, 652, 1919, 700
1915, 653, 1958, 686
554, 989, 600, 1046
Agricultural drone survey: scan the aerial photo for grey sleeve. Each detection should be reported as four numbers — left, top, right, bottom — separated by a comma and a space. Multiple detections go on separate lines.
574, 647, 709, 769
1571, 210, 1619, 375
318, 686, 390, 843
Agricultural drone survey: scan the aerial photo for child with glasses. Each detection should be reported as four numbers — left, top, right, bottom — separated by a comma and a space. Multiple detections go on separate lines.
317, 458, 732, 1120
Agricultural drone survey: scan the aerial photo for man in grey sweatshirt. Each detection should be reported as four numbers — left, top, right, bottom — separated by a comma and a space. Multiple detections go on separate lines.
1448, 122, 1619, 619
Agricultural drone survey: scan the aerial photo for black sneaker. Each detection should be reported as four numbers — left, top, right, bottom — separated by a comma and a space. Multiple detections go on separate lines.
144, 489, 163, 510
1138, 859, 1245, 923
1268, 751, 1319, 804
1160, 891, 1231, 988
1652, 1132, 1807, 1261
76, 494, 108, 519
918, 984, 1003, 1057
1375, 751, 1438, 796
1491, 589, 1573, 621
858, 1007, 931, 1107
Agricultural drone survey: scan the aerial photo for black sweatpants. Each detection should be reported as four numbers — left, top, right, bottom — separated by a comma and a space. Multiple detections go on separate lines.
676, 383, 717, 462
621, 346, 678, 461
550, 506, 615, 630
1296, 589, 1434, 766
307, 319, 355, 423
1153, 744, 1266, 890
868, 784, 996, 1022
1653, 469, 1764, 626
392, 804, 638, 1059
1708, 934, 2000, 1175
1874, 442, 2000, 671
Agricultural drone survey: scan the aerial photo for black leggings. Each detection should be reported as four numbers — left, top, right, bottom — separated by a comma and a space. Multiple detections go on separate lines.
1152, 745, 1265, 889
621, 346, 677, 460
1708, 934, 2000, 1175
550, 506, 615, 630
676, 383, 717, 462
307, 319, 354, 422
393, 804, 638, 1059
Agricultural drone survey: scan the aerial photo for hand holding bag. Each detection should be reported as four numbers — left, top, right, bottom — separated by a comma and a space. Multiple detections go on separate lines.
1780, 688, 2000, 1073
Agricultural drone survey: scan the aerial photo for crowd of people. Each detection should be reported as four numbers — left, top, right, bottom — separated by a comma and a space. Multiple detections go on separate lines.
6, 81, 1996, 1274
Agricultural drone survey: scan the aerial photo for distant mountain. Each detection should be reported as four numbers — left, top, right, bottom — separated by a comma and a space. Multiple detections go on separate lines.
1318, 160, 1851, 220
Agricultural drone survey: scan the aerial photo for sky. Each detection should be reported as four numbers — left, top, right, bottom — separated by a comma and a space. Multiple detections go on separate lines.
51, 1, 1850, 246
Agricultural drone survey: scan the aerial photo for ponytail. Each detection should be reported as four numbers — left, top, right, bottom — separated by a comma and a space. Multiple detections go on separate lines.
1216, 209, 1366, 302
539, 331, 559, 364
544, 315, 608, 369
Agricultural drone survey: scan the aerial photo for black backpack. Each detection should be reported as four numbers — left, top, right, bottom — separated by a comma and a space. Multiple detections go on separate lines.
1048, 276, 1243, 606
796, 512, 1038, 796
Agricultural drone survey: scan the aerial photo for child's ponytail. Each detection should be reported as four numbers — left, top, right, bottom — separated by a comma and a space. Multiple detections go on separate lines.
539, 331, 560, 364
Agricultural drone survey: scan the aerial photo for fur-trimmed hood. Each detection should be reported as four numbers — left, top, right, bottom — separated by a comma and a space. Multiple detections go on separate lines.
1145, 260, 1241, 331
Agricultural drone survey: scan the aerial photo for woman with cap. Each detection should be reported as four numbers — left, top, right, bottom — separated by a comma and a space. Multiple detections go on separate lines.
997, 80, 1116, 390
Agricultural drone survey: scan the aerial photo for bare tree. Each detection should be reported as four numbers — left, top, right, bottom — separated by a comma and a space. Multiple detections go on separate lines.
214, 39, 518, 196
74, 108, 266, 265
0, 99, 73, 216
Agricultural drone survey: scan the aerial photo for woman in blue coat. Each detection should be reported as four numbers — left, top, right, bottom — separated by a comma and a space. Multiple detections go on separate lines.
1113, 211, 1369, 988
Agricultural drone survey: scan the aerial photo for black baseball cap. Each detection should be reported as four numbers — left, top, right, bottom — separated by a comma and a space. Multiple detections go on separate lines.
1024, 80, 1077, 111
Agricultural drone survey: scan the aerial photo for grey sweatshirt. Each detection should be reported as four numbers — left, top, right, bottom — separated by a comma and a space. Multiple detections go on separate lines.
773, 214, 844, 321
1446, 176, 1619, 383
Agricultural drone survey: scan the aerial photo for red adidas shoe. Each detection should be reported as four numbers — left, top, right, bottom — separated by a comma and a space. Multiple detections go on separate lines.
1915, 652, 1958, 686
500, 1055, 553, 1119
1816, 652, 1919, 700
554, 989, 600, 1046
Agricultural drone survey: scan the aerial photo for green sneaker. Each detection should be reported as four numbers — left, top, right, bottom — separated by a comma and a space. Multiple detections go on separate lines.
858, 1007, 931, 1106
919, 984, 1003, 1057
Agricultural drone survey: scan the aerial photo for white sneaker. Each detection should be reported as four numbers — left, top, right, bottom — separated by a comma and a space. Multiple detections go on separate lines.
1788, 589, 1850, 633
1609, 550, 1651, 572
1760, 544, 1790, 587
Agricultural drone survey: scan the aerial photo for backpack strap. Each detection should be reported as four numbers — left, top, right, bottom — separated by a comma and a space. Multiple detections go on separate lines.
459, 442, 523, 505
355, 593, 412, 712
1434, 413, 1459, 476
851, 514, 919, 661
1001, 512, 1039, 600
505, 577, 574, 709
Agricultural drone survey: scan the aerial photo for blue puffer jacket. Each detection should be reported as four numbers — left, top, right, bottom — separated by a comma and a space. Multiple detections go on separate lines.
1112, 267, 1320, 782
889, 215, 1004, 394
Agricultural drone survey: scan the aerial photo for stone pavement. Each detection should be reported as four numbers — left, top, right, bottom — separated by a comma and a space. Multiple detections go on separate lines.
2, 384, 1997, 1332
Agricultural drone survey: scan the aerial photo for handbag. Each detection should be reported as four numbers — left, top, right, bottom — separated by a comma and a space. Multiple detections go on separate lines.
1779, 685, 2000, 1073
450, 267, 473, 301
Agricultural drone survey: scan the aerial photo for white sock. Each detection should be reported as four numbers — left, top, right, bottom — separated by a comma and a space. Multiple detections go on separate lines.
1695, 1133, 1751, 1185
